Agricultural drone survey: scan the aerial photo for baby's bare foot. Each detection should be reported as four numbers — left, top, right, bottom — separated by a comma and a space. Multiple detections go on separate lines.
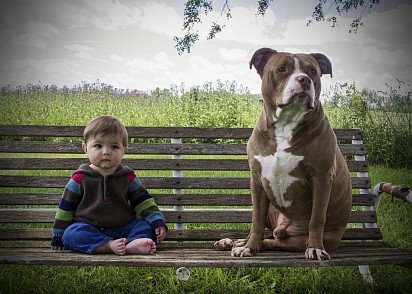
214, 238, 234, 251
109, 238, 126, 255
125, 238, 156, 255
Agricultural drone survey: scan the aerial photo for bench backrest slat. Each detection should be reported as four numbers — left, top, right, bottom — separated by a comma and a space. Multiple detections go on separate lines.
0, 158, 368, 172
0, 193, 376, 206
0, 209, 376, 224
0, 175, 371, 189
0, 125, 363, 140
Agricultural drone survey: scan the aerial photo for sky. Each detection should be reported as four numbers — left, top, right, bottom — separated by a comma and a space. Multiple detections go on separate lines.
0, 0, 411, 94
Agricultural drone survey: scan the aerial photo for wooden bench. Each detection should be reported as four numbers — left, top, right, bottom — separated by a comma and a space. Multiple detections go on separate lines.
0, 125, 411, 282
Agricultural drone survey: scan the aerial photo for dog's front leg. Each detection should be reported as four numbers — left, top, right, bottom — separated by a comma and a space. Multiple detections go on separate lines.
305, 176, 332, 260
232, 175, 269, 257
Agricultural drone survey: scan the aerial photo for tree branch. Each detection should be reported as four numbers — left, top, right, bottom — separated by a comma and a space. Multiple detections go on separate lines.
175, 0, 380, 54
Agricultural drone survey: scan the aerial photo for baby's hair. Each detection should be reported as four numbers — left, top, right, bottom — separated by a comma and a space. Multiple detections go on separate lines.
83, 115, 128, 147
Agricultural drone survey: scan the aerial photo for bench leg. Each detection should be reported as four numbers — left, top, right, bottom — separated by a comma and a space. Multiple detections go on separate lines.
358, 265, 374, 284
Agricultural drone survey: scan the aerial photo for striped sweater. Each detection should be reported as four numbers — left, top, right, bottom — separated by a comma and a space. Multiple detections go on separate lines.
51, 164, 166, 247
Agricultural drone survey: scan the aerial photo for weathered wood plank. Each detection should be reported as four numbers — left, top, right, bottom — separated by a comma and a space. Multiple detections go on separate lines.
0, 158, 249, 171
0, 125, 253, 139
0, 227, 383, 242
0, 141, 247, 155
0, 209, 377, 224
0, 141, 365, 156
0, 192, 375, 206
0, 125, 363, 140
1, 246, 410, 267
0, 176, 251, 189
0, 240, 391, 250
0, 176, 372, 189
0, 158, 368, 172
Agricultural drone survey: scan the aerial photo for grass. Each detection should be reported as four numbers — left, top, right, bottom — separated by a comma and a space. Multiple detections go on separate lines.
0, 82, 411, 293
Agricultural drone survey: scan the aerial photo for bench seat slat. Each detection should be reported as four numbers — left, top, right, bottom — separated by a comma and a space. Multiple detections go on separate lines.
0, 228, 383, 241
1, 245, 410, 268
0, 176, 372, 189
0, 209, 377, 224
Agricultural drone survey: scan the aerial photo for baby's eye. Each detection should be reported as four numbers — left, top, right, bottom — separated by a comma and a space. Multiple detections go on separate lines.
112, 145, 120, 150
94, 144, 102, 149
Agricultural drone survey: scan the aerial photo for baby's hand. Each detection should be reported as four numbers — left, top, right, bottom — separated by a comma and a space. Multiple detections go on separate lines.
155, 226, 167, 243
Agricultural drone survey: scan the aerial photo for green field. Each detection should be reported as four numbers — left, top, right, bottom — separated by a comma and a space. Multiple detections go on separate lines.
0, 83, 411, 293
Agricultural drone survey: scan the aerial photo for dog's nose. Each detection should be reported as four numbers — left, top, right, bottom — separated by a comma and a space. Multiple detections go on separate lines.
296, 75, 311, 86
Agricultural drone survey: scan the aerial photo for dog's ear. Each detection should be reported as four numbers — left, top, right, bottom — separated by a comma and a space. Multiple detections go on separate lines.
249, 48, 277, 78
311, 53, 332, 78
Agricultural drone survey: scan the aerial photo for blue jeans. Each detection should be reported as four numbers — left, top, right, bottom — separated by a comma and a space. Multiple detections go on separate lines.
62, 219, 155, 254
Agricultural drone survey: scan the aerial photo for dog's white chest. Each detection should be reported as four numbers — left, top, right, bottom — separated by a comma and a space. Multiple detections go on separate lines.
254, 107, 306, 208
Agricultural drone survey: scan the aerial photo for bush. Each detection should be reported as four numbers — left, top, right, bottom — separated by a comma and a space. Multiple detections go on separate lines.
324, 82, 411, 169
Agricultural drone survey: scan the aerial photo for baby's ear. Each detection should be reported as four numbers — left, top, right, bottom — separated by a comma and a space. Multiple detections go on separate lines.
82, 142, 87, 153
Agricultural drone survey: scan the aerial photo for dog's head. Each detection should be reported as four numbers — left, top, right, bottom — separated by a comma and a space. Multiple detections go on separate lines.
250, 48, 332, 110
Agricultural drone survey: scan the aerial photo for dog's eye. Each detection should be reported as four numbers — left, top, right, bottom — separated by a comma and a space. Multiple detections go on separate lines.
309, 68, 317, 75
277, 66, 287, 73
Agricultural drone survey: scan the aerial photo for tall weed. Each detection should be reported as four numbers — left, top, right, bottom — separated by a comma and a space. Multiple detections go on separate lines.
324, 82, 411, 168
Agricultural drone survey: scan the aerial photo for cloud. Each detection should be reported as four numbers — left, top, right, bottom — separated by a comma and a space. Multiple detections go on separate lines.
108, 52, 174, 72
193, 6, 277, 45
153, 52, 174, 67
109, 54, 125, 62
74, 52, 92, 59
5, 20, 59, 49
65, 44, 94, 52
140, 3, 181, 36
11, 33, 47, 49
57, 0, 143, 31
9, 58, 80, 74
218, 48, 248, 61
0, 0, 410, 95
25, 21, 59, 36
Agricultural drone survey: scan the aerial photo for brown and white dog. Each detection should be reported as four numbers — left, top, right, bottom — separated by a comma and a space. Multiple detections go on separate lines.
214, 48, 352, 260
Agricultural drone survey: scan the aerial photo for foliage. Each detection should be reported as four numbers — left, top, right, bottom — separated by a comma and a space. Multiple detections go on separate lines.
175, 0, 380, 54
324, 82, 411, 168
175, 0, 231, 54
310, 0, 380, 33
0, 80, 260, 128
1, 80, 410, 168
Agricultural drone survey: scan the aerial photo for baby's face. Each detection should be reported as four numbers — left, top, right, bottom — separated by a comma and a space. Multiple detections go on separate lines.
82, 133, 126, 175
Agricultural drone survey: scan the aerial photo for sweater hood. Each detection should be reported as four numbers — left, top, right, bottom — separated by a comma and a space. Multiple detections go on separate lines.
76, 163, 133, 178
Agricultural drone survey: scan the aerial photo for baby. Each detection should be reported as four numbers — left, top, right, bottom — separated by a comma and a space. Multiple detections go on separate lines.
51, 115, 167, 255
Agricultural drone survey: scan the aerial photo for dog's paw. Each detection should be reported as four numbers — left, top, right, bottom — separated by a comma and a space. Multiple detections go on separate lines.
214, 238, 234, 251
305, 248, 331, 260
233, 238, 247, 247
231, 246, 253, 257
